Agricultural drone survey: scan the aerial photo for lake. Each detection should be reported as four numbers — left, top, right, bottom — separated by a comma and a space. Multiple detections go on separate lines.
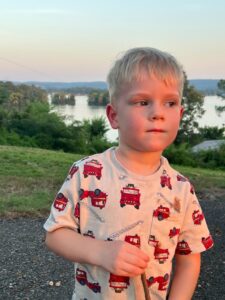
50, 95, 225, 142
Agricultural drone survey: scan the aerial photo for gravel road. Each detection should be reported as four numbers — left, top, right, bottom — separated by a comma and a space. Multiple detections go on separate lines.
1, 190, 225, 300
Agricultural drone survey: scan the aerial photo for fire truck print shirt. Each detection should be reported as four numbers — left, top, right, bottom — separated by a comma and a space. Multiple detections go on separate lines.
44, 147, 213, 300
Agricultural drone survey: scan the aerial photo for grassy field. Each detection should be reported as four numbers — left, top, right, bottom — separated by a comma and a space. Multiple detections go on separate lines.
1, 145, 225, 217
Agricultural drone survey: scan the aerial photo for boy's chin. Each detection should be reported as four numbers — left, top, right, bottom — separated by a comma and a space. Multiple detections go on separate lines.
133, 145, 165, 154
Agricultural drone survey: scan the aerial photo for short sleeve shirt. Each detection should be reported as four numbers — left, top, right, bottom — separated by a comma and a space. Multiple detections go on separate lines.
44, 147, 213, 300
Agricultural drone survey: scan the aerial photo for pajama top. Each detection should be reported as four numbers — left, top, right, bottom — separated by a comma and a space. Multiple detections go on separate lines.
44, 147, 213, 300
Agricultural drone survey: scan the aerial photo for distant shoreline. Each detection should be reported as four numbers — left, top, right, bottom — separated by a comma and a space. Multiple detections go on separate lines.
11, 79, 220, 95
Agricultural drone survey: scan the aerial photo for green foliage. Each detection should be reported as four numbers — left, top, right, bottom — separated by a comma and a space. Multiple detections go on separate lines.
0, 81, 47, 109
216, 79, 225, 115
0, 145, 84, 216
164, 142, 225, 170
1, 145, 225, 216
198, 126, 225, 140
164, 143, 195, 167
83, 117, 108, 137
77, 117, 115, 154
176, 73, 205, 145
0, 81, 115, 154
88, 90, 109, 106
192, 144, 225, 169
51, 92, 76, 105
217, 79, 225, 96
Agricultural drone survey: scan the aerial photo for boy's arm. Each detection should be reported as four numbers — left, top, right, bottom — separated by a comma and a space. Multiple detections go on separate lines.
168, 253, 201, 300
45, 227, 149, 277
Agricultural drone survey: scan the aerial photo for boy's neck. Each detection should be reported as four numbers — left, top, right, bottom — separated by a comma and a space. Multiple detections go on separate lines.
115, 147, 162, 176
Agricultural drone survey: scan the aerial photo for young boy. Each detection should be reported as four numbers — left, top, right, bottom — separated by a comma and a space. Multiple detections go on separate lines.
44, 47, 213, 300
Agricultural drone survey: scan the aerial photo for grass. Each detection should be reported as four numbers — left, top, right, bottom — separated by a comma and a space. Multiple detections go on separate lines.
0, 145, 225, 217
0, 145, 83, 217
174, 164, 225, 190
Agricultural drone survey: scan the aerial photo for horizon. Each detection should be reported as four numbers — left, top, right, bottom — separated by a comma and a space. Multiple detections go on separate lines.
0, 0, 225, 82
7, 79, 222, 84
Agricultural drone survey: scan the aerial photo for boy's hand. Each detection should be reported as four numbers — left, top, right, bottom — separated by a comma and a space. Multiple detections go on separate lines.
98, 240, 150, 277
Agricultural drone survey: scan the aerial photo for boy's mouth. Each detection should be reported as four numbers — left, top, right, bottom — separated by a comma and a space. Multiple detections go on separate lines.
147, 129, 165, 133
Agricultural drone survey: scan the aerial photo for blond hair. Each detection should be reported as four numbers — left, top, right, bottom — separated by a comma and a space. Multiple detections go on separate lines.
107, 47, 184, 103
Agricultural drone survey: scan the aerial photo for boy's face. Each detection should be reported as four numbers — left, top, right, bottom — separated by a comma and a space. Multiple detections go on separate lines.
106, 75, 183, 155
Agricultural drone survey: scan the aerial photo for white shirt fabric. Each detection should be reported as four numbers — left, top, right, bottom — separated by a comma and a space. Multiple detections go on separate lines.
44, 147, 213, 300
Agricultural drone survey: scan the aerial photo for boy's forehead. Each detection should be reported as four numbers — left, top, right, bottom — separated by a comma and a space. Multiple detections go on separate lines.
118, 75, 181, 97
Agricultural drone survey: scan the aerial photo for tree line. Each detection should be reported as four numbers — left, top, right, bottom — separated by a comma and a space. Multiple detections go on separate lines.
0, 81, 114, 154
0, 79, 225, 169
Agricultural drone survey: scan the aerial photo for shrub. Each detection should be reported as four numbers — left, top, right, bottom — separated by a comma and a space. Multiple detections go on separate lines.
163, 143, 195, 167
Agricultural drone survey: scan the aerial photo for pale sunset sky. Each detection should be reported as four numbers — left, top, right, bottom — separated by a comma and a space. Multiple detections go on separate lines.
0, 0, 225, 82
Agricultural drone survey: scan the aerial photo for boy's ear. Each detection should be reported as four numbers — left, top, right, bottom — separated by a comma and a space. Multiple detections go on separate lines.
180, 106, 184, 119
106, 104, 119, 129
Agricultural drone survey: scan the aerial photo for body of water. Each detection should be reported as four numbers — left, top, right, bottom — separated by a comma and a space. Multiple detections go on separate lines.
50, 95, 118, 142
51, 95, 225, 142
197, 96, 225, 128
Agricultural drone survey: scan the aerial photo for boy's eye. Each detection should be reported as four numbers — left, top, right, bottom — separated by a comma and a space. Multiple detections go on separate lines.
136, 100, 149, 106
165, 100, 177, 107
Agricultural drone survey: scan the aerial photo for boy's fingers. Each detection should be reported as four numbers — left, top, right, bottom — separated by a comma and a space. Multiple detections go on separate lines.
126, 244, 150, 262
124, 252, 149, 268
121, 262, 146, 277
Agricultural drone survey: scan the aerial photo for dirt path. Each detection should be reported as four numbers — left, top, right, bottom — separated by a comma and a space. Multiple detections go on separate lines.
1, 190, 225, 300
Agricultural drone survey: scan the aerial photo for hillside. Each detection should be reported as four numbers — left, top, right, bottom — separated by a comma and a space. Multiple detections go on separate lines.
0, 145, 83, 216
1, 145, 225, 217
17, 79, 220, 94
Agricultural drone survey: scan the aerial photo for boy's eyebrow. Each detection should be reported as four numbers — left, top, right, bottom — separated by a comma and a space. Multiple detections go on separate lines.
128, 93, 153, 99
128, 92, 180, 99
163, 93, 180, 99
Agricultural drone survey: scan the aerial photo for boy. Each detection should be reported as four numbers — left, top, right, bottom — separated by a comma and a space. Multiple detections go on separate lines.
44, 47, 213, 300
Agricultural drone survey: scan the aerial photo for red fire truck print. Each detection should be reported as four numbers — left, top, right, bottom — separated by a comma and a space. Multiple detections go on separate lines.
53, 193, 68, 212
109, 273, 130, 293
124, 234, 140, 247
169, 227, 180, 238
68, 165, 79, 179
74, 203, 80, 219
192, 210, 204, 225
148, 235, 159, 247
109, 234, 141, 293
79, 188, 107, 209
148, 235, 169, 264
160, 170, 172, 190
153, 205, 170, 221
177, 174, 195, 194
83, 230, 95, 238
176, 174, 187, 182
147, 273, 169, 291
202, 235, 213, 250
175, 240, 192, 255
154, 245, 169, 264
120, 184, 141, 209
190, 183, 195, 194
83, 159, 103, 180
76, 268, 101, 293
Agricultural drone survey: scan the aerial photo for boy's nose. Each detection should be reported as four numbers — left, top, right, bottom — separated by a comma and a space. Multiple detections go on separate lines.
148, 104, 164, 121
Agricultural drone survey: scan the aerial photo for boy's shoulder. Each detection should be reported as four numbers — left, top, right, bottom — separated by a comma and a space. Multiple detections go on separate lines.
71, 148, 113, 170
163, 156, 195, 193
66, 148, 114, 182
163, 156, 188, 178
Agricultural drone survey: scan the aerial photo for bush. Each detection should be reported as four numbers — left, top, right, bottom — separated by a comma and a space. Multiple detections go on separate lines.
164, 143, 225, 170
163, 144, 195, 167
192, 144, 225, 170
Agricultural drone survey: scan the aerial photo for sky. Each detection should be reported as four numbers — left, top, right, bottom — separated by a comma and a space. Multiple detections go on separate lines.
0, 0, 225, 82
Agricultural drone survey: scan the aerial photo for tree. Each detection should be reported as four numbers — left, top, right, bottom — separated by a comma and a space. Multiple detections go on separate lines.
88, 90, 109, 106
216, 79, 225, 115
9, 92, 24, 112
83, 117, 108, 138
175, 73, 205, 145
198, 126, 225, 140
